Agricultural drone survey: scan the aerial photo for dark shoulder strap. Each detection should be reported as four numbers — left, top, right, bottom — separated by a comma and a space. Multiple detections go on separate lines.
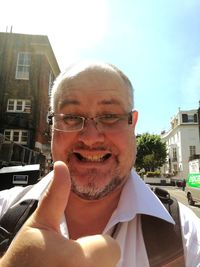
0, 199, 38, 255
141, 187, 185, 267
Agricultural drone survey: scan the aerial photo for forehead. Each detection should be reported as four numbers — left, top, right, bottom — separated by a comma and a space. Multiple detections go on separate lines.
55, 68, 132, 112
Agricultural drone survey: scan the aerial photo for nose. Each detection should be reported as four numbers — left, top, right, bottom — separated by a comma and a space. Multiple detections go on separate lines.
78, 119, 105, 146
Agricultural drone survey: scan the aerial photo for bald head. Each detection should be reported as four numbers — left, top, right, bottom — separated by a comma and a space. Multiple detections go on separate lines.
50, 61, 134, 112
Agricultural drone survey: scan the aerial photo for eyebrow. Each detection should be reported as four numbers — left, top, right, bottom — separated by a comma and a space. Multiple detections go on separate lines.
59, 99, 80, 110
58, 97, 122, 112
97, 98, 121, 106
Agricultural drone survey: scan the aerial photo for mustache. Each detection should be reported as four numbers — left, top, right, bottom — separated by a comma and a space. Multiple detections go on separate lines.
72, 142, 109, 151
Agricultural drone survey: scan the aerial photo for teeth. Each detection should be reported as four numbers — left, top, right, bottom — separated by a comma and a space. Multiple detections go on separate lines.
82, 155, 104, 162
75, 152, 111, 162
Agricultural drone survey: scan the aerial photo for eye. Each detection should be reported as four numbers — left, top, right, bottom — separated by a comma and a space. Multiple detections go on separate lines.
62, 115, 82, 126
98, 114, 121, 124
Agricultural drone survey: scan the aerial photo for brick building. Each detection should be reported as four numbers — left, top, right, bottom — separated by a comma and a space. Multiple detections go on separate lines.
0, 32, 60, 174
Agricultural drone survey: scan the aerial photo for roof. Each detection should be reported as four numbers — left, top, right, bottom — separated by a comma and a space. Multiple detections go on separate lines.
0, 164, 40, 174
0, 32, 60, 77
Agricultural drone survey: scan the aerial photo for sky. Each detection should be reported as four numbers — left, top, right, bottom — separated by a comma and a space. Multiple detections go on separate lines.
1, 0, 200, 135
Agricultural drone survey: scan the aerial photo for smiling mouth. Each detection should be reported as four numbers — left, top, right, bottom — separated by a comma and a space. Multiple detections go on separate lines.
74, 153, 112, 162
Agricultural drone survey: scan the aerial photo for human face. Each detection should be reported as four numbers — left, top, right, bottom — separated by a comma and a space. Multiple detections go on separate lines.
51, 67, 138, 200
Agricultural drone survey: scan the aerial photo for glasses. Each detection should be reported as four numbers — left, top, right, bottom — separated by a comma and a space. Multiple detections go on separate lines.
48, 112, 133, 133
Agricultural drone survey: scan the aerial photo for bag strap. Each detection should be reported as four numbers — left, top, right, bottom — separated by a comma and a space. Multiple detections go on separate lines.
0, 186, 185, 267
141, 187, 185, 267
0, 199, 38, 255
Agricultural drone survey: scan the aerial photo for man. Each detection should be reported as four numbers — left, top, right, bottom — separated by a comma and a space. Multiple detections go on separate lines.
0, 61, 200, 266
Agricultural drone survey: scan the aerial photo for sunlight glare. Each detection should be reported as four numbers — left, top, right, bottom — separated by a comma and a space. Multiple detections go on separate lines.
1, 0, 108, 68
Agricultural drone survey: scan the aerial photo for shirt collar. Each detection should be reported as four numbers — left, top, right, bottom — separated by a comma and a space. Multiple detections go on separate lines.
19, 169, 174, 226
106, 170, 175, 230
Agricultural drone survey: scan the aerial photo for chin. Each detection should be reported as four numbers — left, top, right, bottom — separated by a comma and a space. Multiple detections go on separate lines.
70, 170, 126, 200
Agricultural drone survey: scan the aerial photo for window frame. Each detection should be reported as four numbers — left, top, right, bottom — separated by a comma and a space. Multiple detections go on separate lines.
188, 115, 193, 122
4, 129, 29, 145
7, 99, 31, 113
15, 52, 31, 80
172, 147, 177, 159
189, 145, 196, 156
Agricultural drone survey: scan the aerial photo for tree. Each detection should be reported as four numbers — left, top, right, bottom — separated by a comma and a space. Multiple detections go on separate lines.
135, 133, 167, 172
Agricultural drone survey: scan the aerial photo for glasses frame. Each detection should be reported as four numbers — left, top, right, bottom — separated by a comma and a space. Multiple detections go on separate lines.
48, 111, 133, 132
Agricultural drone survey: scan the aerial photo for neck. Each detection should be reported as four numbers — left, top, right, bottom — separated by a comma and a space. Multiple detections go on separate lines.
65, 187, 122, 239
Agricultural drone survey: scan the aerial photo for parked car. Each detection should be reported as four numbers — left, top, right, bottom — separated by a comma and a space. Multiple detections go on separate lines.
0, 164, 41, 191
185, 173, 200, 206
171, 178, 185, 188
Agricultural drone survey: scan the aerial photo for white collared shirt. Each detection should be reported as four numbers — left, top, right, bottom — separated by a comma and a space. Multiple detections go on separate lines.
0, 170, 200, 266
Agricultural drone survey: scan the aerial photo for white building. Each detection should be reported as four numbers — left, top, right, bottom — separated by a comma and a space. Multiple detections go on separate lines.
161, 107, 200, 180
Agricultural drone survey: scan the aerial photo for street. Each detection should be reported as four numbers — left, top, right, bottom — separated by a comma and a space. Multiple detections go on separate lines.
154, 185, 200, 218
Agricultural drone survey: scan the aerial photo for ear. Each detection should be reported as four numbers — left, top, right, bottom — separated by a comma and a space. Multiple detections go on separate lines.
132, 110, 138, 127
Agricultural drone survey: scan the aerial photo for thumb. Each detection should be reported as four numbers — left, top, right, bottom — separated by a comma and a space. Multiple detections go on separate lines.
32, 161, 71, 232
77, 235, 121, 267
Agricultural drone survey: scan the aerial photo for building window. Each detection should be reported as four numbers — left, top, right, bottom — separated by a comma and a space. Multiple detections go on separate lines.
4, 130, 11, 141
182, 114, 188, 122
188, 115, 195, 122
182, 113, 197, 123
4, 129, 28, 144
173, 164, 178, 171
172, 148, 177, 161
7, 99, 15, 111
15, 52, 31, 80
194, 114, 198, 122
189, 145, 196, 156
7, 99, 31, 113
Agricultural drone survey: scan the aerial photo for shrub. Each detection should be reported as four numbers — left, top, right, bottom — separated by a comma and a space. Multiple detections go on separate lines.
146, 171, 161, 177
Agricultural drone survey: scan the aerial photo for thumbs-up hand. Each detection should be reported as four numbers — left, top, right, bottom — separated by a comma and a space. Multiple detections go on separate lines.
0, 161, 121, 267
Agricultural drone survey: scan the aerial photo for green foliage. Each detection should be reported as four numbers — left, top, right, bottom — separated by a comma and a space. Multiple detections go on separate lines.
135, 133, 167, 172
146, 171, 161, 177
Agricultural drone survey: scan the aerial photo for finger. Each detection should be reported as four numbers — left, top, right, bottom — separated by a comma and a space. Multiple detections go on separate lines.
32, 161, 71, 232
